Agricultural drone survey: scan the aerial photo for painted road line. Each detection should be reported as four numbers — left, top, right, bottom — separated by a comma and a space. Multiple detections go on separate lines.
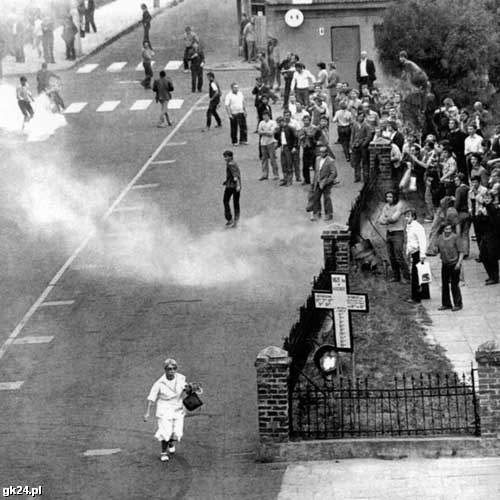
193, 106, 207, 111
13, 336, 54, 345
0, 381, 24, 390
76, 63, 99, 74
96, 101, 121, 112
64, 102, 87, 114
168, 99, 184, 109
112, 206, 143, 212
0, 93, 207, 363
151, 159, 176, 165
166, 142, 187, 147
106, 62, 127, 72
164, 60, 182, 70
83, 449, 121, 457
136, 61, 155, 71
130, 99, 153, 111
40, 300, 75, 307
131, 183, 160, 190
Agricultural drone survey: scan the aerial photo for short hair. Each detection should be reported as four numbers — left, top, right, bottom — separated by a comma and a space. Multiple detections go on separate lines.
388, 120, 398, 130
470, 152, 482, 162
262, 110, 270, 117
399, 50, 408, 59
207, 71, 214, 77
276, 116, 284, 122
41, 62, 47, 69
164, 358, 177, 369
470, 175, 481, 183
317, 62, 326, 69
456, 172, 466, 182
185, 26, 191, 31
223, 150, 233, 157
159, 70, 166, 77
467, 123, 477, 131
20, 76, 27, 82
405, 210, 417, 220
141, 3, 147, 8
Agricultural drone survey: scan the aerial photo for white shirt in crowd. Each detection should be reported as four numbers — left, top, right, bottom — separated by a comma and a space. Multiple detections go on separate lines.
359, 59, 368, 77
291, 69, 315, 90
293, 110, 310, 130
318, 157, 327, 173
224, 91, 245, 115
406, 220, 427, 256
464, 133, 483, 156
258, 119, 277, 146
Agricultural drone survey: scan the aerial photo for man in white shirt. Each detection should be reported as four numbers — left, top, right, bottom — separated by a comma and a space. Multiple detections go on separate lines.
292, 102, 309, 131
405, 210, 429, 303
224, 82, 248, 146
291, 62, 315, 106
257, 110, 278, 180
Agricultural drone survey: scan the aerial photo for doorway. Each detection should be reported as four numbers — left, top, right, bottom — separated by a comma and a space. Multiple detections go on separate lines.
331, 26, 360, 87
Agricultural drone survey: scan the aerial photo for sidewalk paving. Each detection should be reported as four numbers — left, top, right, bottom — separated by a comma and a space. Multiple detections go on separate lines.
278, 457, 500, 499
1, 0, 172, 77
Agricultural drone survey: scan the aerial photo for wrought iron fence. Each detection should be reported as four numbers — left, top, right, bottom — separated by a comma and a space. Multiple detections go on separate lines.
289, 370, 480, 439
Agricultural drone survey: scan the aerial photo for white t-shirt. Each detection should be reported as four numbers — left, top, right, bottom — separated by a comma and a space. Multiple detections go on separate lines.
224, 91, 245, 114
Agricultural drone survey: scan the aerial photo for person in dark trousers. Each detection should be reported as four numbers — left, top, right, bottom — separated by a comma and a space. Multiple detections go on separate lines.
183, 26, 199, 71
153, 70, 173, 127
480, 191, 500, 285
356, 51, 376, 92
350, 112, 373, 183
205, 72, 222, 130
437, 223, 464, 311
41, 16, 55, 64
300, 114, 318, 185
141, 41, 154, 89
188, 41, 204, 93
16, 76, 35, 127
62, 15, 78, 61
279, 53, 297, 108
275, 116, 298, 186
224, 83, 248, 146
377, 190, 411, 283
222, 150, 241, 228
85, 0, 97, 33
141, 4, 152, 46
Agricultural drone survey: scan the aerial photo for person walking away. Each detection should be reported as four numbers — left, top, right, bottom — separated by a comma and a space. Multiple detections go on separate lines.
405, 210, 429, 303
62, 15, 77, 61
153, 70, 173, 127
85, 0, 97, 33
16, 76, 35, 128
222, 150, 241, 228
183, 26, 199, 72
275, 116, 298, 186
300, 114, 318, 185
144, 359, 201, 461
436, 223, 464, 311
141, 4, 152, 46
291, 63, 315, 106
258, 111, 278, 180
205, 72, 222, 130
41, 15, 55, 64
243, 17, 256, 62
332, 100, 353, 162
224, 83, 248, 146
307, 146, 338, 221
188, 41, 204, 93
356, 51, 376, 92
377, 190, 410, 283
141, 41, 154, 89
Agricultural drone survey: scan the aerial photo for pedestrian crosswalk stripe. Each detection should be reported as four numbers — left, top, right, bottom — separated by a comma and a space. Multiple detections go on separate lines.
40, 300, 75, 307
130, 99, 153, 111
64, 102, 87, 114
83, 449, 122, 457
151, 159, 176, 165
168, 99, 184, 109
131, 183, 160, 189
97, 101, 121, 112
0, 381, 24, 390
136, 61, 155, 71
112, 206, 143, 212
165, 60, 182, 70
107, 62, 128, 72
13, 336, 54, 345
77, 63, 99, 73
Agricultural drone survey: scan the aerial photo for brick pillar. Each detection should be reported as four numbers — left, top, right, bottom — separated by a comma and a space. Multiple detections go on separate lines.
255, 346, 291, 443
321, 226, 351, 273
476, 345, 500, 437
369, 142, 393, 197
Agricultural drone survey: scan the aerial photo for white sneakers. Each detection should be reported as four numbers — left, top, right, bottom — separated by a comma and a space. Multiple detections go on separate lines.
168, 443, 176, 453
160, 452, 169, 462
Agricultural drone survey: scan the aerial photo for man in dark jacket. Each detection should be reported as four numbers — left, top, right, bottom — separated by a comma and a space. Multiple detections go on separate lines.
350, 113, 375, 182
205, 72, 222, 129
308, 146, 338, 221
356, 51, 376, 92
85, 0, 97, 33
188, 41, 204, 93
222, 150, 241, 228
153, 70, 173, 127
275, 116, 298, 186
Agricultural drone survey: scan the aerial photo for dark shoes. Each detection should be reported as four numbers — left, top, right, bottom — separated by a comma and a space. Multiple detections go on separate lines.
451, 306, 463, 312
258, 176, 268, 181
324, 215, 333, 221
438, 305, 452, 311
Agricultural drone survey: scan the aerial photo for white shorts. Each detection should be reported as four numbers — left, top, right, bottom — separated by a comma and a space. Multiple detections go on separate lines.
154, 415, 184, 442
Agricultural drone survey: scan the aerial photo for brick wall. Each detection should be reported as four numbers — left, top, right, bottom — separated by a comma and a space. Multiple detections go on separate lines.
476, 348, 500, 438
255, 346, 291, 443
369, 142, 393, 195
321, 226, 351, 273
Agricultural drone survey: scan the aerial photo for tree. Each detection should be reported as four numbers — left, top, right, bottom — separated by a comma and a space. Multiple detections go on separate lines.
375, 0, 499, 104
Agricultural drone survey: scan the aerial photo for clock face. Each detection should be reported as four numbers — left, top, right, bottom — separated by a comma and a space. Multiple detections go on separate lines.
284, 9, 304, 28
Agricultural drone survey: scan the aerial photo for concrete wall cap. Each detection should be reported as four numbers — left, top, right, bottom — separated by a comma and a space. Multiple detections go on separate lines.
256, 346, 291, 364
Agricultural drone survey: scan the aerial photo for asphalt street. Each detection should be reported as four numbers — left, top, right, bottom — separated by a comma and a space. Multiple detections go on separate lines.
0, 2, 330, 498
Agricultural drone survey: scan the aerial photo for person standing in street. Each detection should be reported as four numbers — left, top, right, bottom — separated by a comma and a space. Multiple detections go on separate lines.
356, 51, 376, 92
350, 112, 374, 183
239, 13, 249, 60
436, 223, 464, 311
140, 41, 154, 89
243, 17, 256, 62
405, 210, 429, 304
327, 62, 340, 116
258, 110, 278, 180
205, 72, 222, 130
153, 70, 173, 127
307, 145, 338, 221
300, 114, 318, 185
141, 4, 152, 46
41, 15, 55, 64
275, 115, 298, 186
224, 83, 248, 146
291, 63, 315, 106
144, 359, 201, 462
377, 190, 410, 283
85, 0, 97, 33
62, 15, 78, 61
16, 76, 35, 128
183, 26, 199, 72
188, 41, 204, 93
222, 150, 241, 228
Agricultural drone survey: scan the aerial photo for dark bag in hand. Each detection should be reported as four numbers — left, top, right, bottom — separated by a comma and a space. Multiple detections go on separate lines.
183, 392, 203, 411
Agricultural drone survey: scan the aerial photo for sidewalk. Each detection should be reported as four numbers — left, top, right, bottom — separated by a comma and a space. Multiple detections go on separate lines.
422, 237, 500, 375
1, 0, 172, 77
